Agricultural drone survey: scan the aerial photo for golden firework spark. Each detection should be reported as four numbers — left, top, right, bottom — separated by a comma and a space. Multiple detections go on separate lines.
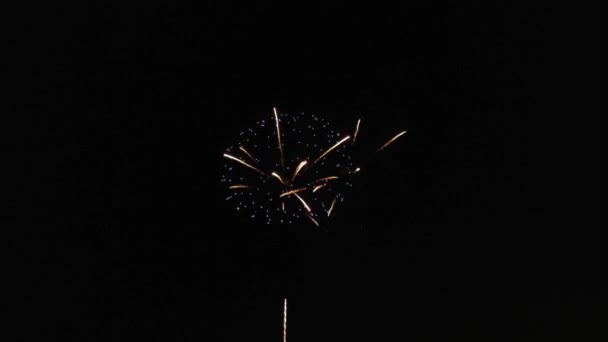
353, 118, 361, 143
377, 130, 407, 151
223, 153, 265, 176
313, 176, 339, 183
312, 183, 327, 193
273, 107, 285, 167
293, 193, 312, 212
327, 197, 337, 217
281, 201, 285, 212
238, 146, 257, 163
290, 160, 308, 181
306, 213, 319, 226
271, 172, 285, 184
283, 298, 288, 342
354, 167, 361, 174
228, 184, 250, 189
280, 187, 307, 198
312, 136, 350, 166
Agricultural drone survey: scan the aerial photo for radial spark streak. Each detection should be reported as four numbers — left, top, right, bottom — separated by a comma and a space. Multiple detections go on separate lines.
273, 107, 285, 167
353, 118, 361, 142
312, 183, 327, 193
280, 187, 307, 198
312, 136, 350, 166
271, 172, 285, 184
377, 130, 407, 151
238, 146, 257, 163
228, 185, 250, 189
223, 153, 265, 175
291, 160, 308, 181
293, 193, 312, 212
306, 213, 319, 226
314, 176, 339, 183
327, 197, 337, 217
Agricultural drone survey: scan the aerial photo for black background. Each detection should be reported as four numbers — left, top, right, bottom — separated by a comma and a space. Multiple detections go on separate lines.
12, 3, 605, 341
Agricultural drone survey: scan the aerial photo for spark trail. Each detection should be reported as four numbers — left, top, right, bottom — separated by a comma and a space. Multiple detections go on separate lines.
312, 136, 350, 166
377, 130, 407, 152
228, 185, 250, 189
280, 187, 307, 198
291, 160, 308, 181
238, 146, 257, 163
293, 193, 312, 212
353, 118, 361, 143
272, 172, 285, 184
327, 197, 337, 217
223, 153, 265, 176
274, 107, 285, 167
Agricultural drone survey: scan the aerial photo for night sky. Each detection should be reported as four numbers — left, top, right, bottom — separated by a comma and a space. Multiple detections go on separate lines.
13, 3, 605, 341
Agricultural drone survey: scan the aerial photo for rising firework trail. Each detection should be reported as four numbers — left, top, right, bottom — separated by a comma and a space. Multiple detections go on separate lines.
283, 298, 288, 342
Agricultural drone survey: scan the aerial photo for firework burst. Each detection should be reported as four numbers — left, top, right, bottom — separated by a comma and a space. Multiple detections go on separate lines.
221, 107, 406, 226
